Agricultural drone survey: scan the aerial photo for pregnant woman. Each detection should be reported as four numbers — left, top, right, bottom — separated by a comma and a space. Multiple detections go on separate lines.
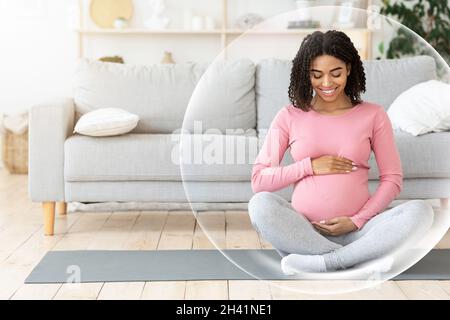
248, 30, 434, 275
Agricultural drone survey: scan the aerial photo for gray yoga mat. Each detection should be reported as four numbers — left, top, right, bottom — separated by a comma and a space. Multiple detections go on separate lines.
25, 249, 450, 283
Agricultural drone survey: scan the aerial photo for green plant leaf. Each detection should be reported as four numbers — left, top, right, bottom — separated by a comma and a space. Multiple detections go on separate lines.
378, 42, 385, 55
381, 0, 450, 60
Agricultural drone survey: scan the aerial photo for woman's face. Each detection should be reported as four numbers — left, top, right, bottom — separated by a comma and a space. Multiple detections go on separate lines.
309, 54, 351, 103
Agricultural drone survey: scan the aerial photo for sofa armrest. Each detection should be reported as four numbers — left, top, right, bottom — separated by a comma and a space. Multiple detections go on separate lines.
28, 98, 75, 202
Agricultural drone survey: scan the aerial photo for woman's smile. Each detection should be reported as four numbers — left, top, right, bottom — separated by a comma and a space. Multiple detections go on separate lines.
319, 86, 339, 97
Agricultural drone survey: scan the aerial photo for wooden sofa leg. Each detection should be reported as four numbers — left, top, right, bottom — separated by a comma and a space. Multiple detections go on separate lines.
43, 202, 55, 236
57, 202, 67, 216
440, 198, 449, 210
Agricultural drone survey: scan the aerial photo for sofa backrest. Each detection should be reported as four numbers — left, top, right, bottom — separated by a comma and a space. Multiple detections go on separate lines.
255, 55, 437, 132
73, 55, 437, 135
73, 58, 256, 134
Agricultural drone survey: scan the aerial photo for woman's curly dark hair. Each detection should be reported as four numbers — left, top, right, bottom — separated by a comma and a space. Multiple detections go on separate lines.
288, 30, 366, 111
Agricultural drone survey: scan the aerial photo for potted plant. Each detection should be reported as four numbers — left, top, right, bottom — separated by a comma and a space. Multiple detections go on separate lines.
378, 0, 449, 69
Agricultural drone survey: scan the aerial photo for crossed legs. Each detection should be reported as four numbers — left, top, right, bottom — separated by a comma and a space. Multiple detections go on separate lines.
248, 192, 434, 273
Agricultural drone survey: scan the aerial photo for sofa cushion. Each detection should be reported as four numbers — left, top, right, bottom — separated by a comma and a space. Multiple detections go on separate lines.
73, 59, 207, 134
387, 80, 450, 136
368, 130, 450, 179
73, 58, 256, 134
258, 129, 450, 179
74, 107, 139, 137
184, 58, 256, 133
64, 133, 257, 182
362, 56, 437, 112
255, 59, 292, 133
255, 55, 437, 132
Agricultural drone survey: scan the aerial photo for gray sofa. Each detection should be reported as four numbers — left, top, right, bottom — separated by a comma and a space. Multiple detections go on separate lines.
29, 55, 450, 235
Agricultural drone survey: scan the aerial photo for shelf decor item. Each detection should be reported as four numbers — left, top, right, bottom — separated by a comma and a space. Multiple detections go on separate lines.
287, 20, 320, 28
332, 1, 356, 29
288, 0, 320, 29
161, 51, 175, 64
99, 56, 125, 63
90, 0, 133, 29
144, 0, 170, 30
234, 13, 264, 30
191, 15, 205, 30
113, 17, 128, 29
204, 16, 215, 30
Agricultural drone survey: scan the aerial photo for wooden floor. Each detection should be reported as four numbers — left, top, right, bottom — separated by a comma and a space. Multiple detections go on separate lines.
1, 169, 450, 300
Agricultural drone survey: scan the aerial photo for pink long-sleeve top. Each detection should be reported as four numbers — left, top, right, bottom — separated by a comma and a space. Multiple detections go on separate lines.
251, 101, 403, 229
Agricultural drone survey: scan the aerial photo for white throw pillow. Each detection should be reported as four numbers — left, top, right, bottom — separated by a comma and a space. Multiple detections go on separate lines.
387, 80, 450, 136
74, 108, 139, 137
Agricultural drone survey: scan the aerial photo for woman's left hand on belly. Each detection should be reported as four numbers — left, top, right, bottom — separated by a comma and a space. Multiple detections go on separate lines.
312, 216, 358, 236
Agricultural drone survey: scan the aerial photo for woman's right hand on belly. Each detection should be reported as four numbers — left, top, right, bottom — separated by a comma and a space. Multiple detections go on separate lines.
311, 155, 358, 175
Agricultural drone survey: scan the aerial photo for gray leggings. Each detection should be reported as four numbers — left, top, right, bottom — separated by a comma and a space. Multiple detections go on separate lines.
248, 191, 434, 270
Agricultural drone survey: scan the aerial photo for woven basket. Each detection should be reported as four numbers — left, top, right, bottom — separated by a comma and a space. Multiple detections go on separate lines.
2, 129, 28, 174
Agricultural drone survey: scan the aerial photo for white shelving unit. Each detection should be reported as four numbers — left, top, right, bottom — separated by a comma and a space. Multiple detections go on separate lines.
76, 0, 375, 61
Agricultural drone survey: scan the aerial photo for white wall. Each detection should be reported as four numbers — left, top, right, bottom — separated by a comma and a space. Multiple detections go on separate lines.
0, 0, 78, 115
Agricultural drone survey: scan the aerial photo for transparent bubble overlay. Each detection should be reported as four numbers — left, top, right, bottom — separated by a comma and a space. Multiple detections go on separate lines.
179, 6, 450, 295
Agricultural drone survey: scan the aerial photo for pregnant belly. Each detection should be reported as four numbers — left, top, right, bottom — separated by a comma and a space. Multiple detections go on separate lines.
291, 171, 370, 222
